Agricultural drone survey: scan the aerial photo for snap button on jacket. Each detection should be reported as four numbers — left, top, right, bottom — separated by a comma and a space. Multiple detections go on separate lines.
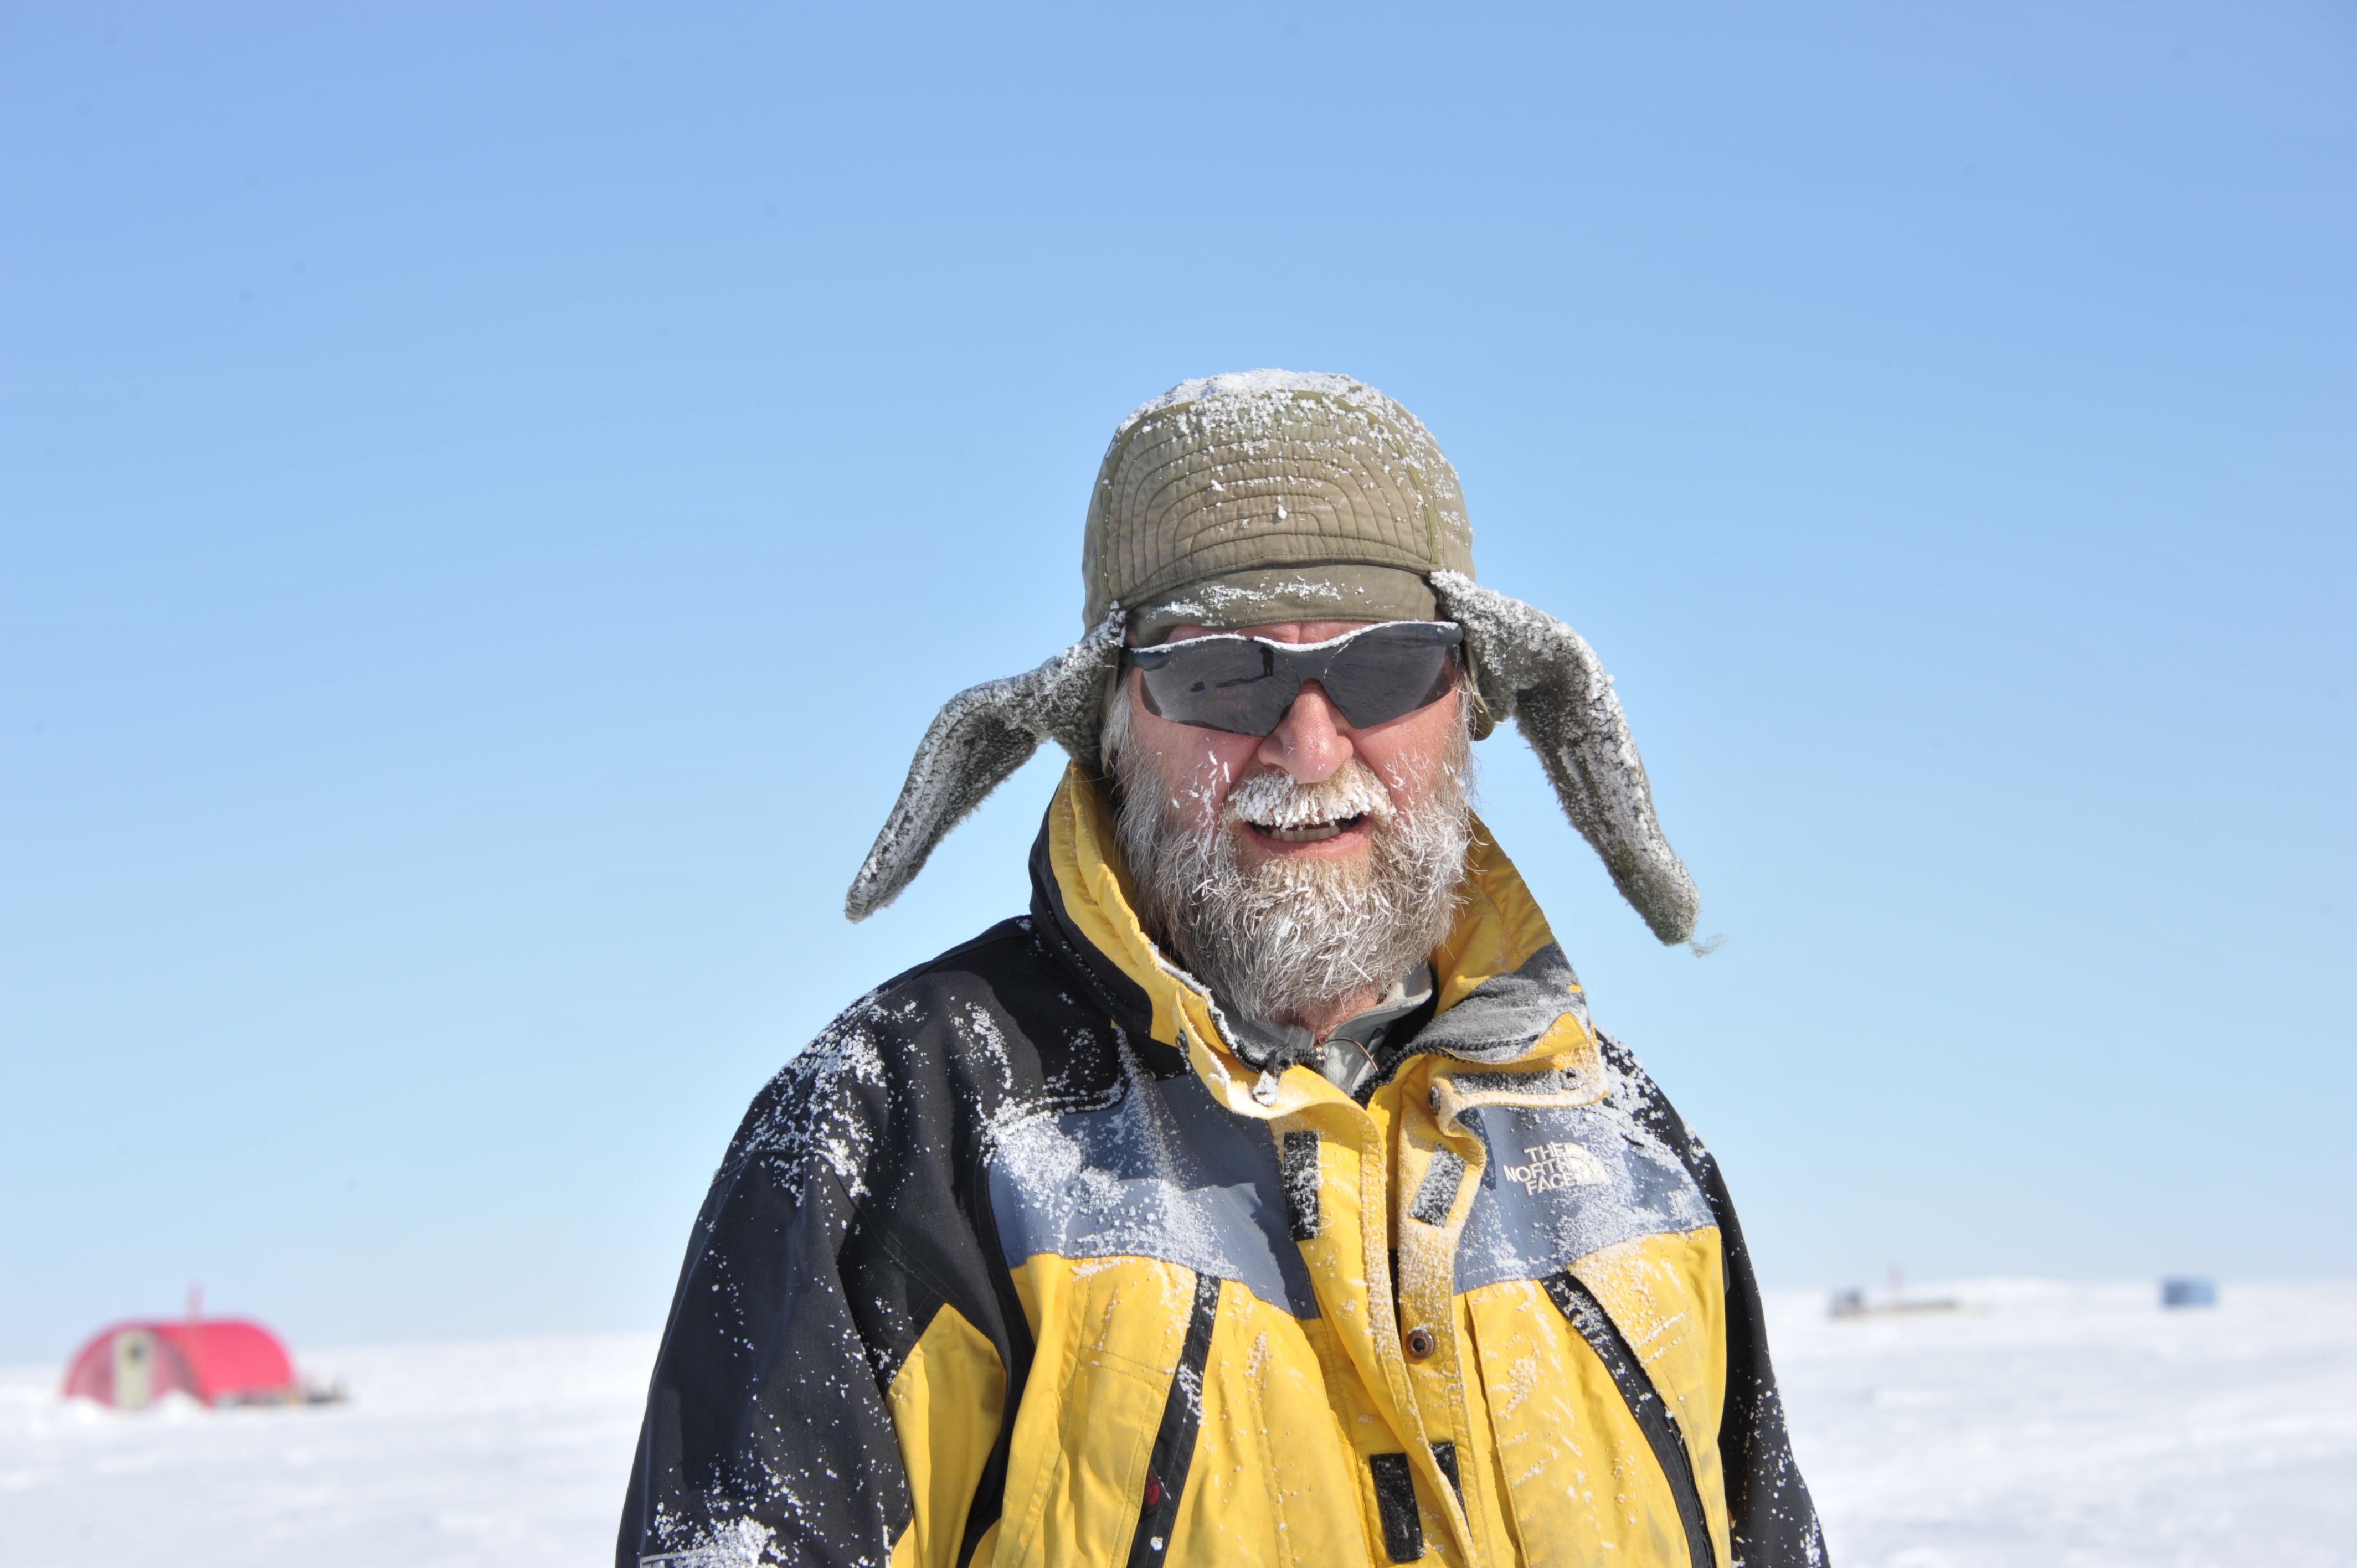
620, 768, 1825, 1568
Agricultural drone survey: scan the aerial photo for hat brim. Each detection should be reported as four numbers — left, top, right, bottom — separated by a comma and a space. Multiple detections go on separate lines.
1127, 564, 1439, 643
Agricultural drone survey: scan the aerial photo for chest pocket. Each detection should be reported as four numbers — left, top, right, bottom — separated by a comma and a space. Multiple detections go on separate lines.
997, 1259, 1373, 1568
1544, 1273, 1716, 1568
996, 1261, 1211, 1568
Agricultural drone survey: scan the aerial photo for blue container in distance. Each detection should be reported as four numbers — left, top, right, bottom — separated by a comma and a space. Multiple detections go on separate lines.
2161, 1277, 2217, 1308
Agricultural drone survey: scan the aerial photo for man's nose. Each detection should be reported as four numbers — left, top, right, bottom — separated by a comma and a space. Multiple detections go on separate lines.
1258, 682, 1354, 783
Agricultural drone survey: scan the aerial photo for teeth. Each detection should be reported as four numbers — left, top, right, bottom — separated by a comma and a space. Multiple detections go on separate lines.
1255, 816, 1363, 844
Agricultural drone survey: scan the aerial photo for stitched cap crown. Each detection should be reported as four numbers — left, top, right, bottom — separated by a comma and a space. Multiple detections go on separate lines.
1082, 370, 1477, 637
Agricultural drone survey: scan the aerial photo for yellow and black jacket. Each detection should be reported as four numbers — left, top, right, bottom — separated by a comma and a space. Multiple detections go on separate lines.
620, 770, 1823, 1568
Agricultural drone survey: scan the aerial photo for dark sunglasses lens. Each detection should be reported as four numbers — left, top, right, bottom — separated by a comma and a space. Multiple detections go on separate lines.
1136, 641, 1300, 735
1320, 630, 1458, 728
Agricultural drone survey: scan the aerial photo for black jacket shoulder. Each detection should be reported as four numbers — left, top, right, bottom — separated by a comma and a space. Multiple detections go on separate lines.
619, 915, 1129, 1568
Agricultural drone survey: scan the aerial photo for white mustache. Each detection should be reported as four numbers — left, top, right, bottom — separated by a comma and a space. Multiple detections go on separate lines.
1223, 762, 1396, 830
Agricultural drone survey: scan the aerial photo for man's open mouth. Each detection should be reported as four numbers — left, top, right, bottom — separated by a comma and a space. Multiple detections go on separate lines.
1251, 813, 1369, 844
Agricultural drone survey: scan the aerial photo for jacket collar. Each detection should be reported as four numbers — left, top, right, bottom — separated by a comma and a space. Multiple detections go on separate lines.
1027, 766, 1602, 1119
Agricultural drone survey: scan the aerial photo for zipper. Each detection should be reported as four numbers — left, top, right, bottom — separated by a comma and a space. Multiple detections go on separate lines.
1126, 1272, 1222, 1566
1544, 1272, 1715, 1568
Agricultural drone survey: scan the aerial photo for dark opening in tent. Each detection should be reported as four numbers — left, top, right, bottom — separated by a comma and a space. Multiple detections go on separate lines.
63, 1318, 305, 1409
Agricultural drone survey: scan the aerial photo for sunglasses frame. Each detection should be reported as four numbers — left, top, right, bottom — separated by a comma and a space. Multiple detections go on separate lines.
1122, 620, 1466, 737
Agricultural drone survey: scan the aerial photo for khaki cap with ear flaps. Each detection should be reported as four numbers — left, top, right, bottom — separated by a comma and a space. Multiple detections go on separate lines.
845, 370, 1700, 945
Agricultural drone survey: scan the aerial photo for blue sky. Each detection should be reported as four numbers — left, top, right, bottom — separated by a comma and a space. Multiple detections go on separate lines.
2, 1, 2350, 1360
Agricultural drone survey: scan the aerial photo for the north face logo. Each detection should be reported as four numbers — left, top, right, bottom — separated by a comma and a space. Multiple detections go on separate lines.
1500, 1142, 1607, 1194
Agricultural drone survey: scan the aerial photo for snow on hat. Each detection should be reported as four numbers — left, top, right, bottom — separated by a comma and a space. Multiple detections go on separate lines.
1081, 370, 1476, 642
846, 372, 1701, 947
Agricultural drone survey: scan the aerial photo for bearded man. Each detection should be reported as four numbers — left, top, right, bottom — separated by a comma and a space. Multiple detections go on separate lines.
619, 372, 1824, 1568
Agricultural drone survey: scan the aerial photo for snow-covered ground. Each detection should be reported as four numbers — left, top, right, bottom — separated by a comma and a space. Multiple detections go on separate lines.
4, 1280, 2351, 1567
1771, 1277, 2357, 1567
0, 1333, 657, 1566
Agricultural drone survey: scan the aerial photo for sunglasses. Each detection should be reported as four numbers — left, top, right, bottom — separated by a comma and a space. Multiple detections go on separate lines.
1123, 621, 1465, 737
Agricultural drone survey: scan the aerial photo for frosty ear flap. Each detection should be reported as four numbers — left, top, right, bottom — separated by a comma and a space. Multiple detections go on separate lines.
845, 611, 1126, 922
1430, 571, 1701, 945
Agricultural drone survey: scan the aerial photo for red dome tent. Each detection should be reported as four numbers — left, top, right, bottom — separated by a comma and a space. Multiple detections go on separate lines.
63, 1317, 303, 1409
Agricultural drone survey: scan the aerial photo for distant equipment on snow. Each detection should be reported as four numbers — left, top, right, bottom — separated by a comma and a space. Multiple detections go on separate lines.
1829, 1266, 1965, 1319
1828, 1288, 1966, 1319
2162, 1277, 2219, 1309
61, 1297, 343, 1410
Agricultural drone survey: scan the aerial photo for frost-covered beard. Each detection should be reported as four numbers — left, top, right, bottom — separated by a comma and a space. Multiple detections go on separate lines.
1106, 704, 1473, 1023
